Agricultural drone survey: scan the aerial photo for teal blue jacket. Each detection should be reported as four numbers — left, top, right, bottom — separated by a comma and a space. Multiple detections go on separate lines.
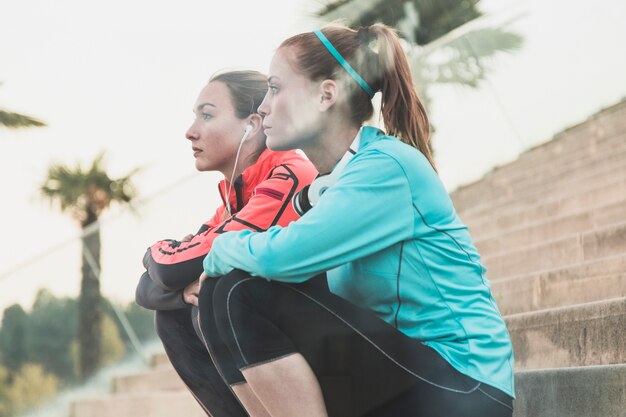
203, 126, 515, 397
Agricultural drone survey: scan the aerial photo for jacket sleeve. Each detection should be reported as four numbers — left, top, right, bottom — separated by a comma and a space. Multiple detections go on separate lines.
135, 272, 187, 310
144, 163, 309, 291
203, 150, 415, 282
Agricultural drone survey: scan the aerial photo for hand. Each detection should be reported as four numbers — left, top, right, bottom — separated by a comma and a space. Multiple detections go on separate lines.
181, 234, 194, 242
183, 279, 200, 306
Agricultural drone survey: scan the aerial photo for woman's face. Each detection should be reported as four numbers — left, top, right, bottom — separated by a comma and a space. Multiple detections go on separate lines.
257, 48, 323, 151
185, 81, 247, 172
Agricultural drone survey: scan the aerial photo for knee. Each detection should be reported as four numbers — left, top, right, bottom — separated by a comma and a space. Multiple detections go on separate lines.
210, 270, 270, 332
211, 270, 259, 311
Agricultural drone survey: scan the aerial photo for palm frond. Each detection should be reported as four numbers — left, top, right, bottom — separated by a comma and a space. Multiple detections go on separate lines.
316, 0, 482, 45
41, 152, 140, 224
444, 27, 524, 59
410, 26, 524, 90
316, 0, 356, 17
0, 110, 46, 129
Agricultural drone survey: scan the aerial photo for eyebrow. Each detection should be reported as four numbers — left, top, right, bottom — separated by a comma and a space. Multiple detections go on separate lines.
194, 102, 216, 112
267, 76, 281, 83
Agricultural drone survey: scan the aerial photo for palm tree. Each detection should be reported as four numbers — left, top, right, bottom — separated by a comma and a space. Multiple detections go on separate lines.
0, 82, 46, 129
316, 0, 524, 106
40, 152, 138, 379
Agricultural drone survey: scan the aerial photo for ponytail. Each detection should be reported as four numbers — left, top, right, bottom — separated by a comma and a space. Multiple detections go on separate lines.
369, 24, 436, 172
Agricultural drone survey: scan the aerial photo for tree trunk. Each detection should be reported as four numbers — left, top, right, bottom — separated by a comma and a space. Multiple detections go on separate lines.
79, 212, 102, 380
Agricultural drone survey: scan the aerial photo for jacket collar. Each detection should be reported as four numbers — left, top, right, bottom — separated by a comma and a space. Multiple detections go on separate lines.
358, 125, 386, 151
216, 148, 284, 214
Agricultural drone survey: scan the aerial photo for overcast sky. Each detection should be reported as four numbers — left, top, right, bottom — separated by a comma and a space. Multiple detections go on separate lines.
1, 0, 625, 315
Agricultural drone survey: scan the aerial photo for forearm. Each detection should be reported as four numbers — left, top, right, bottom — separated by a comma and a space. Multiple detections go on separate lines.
204, 152, 415, 282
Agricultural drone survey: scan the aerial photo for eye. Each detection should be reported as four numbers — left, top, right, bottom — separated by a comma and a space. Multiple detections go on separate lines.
268, 85, 279, 95
201, 112, 212, 121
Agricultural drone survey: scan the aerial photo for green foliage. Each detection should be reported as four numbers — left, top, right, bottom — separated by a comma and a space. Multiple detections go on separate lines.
0, 363, 58, 417
317, 0, 482, 45
0, 305, 27, 372
114, 302, 157, 343
100, 315, 126, 365
0, 289, 157, 413
0, 365, 9, 416
28, 290, 79, 381
40, 154, 139, 379
316, 0, 525, 108
410, 27, 523, 95
0, 290, 155, 390
0, 110, 46, 129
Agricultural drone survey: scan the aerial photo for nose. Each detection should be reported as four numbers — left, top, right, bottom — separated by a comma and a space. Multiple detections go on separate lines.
185, 121, 198, 141
257, 91, 271, 118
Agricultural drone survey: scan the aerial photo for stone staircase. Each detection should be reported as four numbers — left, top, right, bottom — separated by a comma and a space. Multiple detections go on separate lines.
451, 99, 626, 417
70, 100, 626, 416
70, 353, 206, 417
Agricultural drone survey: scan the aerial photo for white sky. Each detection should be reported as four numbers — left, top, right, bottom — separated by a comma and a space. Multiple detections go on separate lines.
1, 0, 625, 315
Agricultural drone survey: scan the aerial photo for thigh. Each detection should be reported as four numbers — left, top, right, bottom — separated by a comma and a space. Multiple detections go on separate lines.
363, 378, 513, 417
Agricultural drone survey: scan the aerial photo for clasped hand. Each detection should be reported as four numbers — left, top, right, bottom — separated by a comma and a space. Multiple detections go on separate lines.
183, 272, 210, 306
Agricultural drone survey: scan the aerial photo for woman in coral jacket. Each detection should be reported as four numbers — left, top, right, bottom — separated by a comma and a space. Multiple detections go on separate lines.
135, 70, 317, 417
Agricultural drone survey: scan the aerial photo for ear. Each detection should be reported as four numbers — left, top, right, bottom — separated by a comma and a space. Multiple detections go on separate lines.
318, 79, 338, 111
245, 113, 264, 137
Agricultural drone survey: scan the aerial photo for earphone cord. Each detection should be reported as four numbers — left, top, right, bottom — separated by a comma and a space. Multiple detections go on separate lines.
225, 132, 249, 216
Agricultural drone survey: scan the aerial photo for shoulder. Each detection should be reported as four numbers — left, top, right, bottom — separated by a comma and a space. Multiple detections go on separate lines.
258, 149, 318, 182
349, 131, 442, 201
354, 132, 431, 178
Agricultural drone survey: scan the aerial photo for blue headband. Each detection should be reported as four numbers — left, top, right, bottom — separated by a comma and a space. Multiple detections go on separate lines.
313, 30, 375, 99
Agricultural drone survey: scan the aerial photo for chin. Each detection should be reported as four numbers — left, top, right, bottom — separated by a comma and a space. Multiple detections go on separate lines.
266, 133, 297, 152
194, 159, 212, 172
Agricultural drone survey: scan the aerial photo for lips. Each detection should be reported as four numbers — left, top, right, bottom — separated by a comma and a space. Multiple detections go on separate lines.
192, 147, 202, 156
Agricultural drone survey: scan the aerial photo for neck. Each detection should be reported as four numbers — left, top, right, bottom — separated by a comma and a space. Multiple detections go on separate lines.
303, 119, 360, 174
220, 141, 264, 183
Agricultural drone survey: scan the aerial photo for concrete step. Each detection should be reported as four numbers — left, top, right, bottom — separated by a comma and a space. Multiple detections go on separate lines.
465, 176, 626, 242
482, 221, 626, 280
112, 367, 185, 394
492, 254, 626, 315
499, 137, 626, 199
475, 199, 626, 257
71, 391, 205, 417
505, 297, 626, 371
456, 155, 626, 221
488, 101, 626, 181
453, 100, 626, 204
454, 132, 626, 210
513, 364, 626, 417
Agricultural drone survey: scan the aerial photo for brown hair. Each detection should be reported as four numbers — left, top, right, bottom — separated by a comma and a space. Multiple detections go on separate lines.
279, 24, 436, 172
209, 70, 269, 171
209, 70, 268, 119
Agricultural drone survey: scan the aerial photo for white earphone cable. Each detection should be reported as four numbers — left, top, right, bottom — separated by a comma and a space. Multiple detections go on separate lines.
225, 126, 252, 216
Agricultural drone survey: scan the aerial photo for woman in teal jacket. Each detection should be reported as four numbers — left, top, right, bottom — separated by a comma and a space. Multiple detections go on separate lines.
198, 24, 514, 417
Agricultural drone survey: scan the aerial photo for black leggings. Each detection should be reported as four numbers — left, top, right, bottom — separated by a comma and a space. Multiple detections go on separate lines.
155, 307, 248, 416
198, 270, 513, 417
